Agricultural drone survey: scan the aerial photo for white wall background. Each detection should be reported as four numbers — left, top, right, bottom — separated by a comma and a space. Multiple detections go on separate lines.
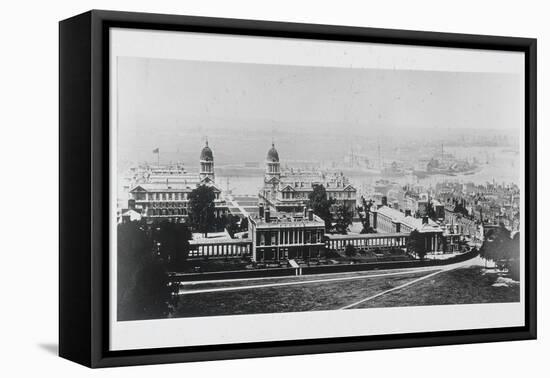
0, 0, 546, 376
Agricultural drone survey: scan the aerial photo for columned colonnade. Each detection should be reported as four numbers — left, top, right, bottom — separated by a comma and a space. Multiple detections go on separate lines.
326, 234, 408, 252
189, 241, 252, 258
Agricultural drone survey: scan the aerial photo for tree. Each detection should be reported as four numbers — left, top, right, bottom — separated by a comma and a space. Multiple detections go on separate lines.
156, 221, 192, 269
479, 225, 520, 280
308, 184, 335, 231
225, 214, 241, 238
357, 197, 375, 233
344, 244, 357, 261
117, 221, 172, 320
188, 185, 216, 237
334, 204, 353, 234
454, 200, 469, 217
440, 235, 448, 253
426, 201, 436, 219
240, 217, 249, 232
407, 229, 427, 260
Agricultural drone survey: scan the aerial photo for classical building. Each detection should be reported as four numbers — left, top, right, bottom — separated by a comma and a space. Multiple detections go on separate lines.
444, 203, 483, 242
265, 142, 281, 183
370, 205, 444, 252
248, 207, 326, 261
260, 143, 357, 213
199, 139, 215, 182
325, 232, 409, 253
127, 141, 228, 222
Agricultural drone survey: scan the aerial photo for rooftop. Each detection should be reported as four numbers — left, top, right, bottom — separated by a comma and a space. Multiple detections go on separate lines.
250, 211, 325, 228
130, 181, 222, 193
376, 206, 442, 233
131, 182, 196, 192
325, 232, 408, 240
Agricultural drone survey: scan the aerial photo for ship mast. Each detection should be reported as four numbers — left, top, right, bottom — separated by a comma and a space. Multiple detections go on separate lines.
377, 142, 382, 169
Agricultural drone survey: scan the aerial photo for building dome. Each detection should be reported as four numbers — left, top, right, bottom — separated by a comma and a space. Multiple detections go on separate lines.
266, 143, 279, 162
200, 140, 213, 161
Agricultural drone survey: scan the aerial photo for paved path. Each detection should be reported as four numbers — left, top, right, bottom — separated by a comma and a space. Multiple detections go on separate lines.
179, 263, 474, 295
338, 256, 480, 310
179, 255, 481, 298
179, 260, 456, 287
179, 265, 446, 295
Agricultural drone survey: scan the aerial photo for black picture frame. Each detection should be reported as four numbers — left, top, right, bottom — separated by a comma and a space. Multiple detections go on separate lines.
59, 9, 537, 368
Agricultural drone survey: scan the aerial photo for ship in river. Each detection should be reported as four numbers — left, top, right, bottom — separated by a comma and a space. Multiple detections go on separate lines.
413, 151, 480, 178
381, 161, 408, 177
326, 150, 381, 176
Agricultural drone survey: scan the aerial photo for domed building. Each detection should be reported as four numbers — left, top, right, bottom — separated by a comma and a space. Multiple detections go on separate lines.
260, 141, 358, 214
265, 142, 281, 181
126, 138, 230, 223
199, 140, 215, 182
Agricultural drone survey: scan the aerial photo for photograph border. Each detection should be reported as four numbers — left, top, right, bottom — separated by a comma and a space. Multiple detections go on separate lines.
59, 9, 536, 368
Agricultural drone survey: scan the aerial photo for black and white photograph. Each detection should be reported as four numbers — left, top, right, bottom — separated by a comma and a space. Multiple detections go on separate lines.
2, 0, 546, 374
108, 26, 527, 352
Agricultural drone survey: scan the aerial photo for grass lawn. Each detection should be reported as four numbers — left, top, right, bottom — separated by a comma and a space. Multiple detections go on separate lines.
354, 266, 520, 309
174, 270, 432, 318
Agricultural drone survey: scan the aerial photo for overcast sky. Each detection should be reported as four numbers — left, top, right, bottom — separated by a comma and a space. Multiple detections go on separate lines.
117, 57, 523, 164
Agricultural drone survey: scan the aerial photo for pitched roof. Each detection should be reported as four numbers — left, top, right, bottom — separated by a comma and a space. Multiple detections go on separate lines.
376, 206, 442, 233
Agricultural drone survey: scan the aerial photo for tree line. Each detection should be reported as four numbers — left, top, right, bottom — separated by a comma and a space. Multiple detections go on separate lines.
118, 185, 246, 320
307, 184, 353, 234
479, 225, 520, 280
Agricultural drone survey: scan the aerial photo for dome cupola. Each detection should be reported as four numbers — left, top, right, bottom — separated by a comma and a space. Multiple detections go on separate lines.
199, 139, 215, 182
264, 142, 281, 182
266, 143, 279, 163
200, 140, 214, 162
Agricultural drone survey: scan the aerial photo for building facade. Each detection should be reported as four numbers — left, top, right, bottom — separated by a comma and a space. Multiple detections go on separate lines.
199, 139, 215, 182
249, 208, 326, 261
260, 143, 358, 213
370, 205, 444, 252
127, 141, 228, 222
325, 232, 409, 252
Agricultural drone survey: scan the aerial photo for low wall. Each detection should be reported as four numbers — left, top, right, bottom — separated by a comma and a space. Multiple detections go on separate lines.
171, 266, 296, 282
302, 249, 479, 275
170, 249, 479, 282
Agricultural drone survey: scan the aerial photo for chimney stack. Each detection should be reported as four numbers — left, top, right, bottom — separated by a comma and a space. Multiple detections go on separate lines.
382, 196, 388, 206
308, 208, 314, 221
265, 208, 271, 223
